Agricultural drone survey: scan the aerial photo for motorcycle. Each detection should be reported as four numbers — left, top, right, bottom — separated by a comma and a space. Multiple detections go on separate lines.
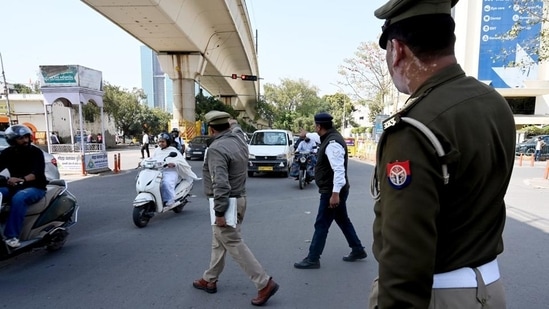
133, 152, 194, 228
293, 151, 316, 190
0, 178, 79, 260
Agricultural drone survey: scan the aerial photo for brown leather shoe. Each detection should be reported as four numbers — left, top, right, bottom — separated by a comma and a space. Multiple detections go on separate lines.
251, 277, 279, 306
192, 278, 217, 293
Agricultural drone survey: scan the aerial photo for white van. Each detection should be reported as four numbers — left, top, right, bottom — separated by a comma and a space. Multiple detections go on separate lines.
248, 129, 294, 177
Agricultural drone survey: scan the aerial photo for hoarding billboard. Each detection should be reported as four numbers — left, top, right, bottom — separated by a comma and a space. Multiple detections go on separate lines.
478, 0, 542, 88
39, 65, 102, 91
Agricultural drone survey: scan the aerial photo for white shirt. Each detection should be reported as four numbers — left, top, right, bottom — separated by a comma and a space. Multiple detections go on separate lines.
325, 141, 346, 193
297, 140, 315, 153
536, 139, 545, 150
142, 133, 149, 144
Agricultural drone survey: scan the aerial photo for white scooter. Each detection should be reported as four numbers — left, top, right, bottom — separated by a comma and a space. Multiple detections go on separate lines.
132, 152, 194, 228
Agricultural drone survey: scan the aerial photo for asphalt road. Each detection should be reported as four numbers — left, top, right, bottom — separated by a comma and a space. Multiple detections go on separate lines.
0, 147, 548, 308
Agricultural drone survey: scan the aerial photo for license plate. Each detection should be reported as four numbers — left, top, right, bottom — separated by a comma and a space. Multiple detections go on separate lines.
193, 151, 202, 154
258, 166, 273, 171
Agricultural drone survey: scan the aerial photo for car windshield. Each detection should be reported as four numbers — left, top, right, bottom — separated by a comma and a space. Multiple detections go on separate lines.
191, 137, 209, 144
250, 132, 287, 145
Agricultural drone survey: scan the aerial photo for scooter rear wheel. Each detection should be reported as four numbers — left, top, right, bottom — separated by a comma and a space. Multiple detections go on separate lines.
133, 205, 151, 228
172, 200, 187, 213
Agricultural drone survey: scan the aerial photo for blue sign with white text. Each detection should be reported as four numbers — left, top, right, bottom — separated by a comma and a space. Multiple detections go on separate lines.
478, 0, 542, 88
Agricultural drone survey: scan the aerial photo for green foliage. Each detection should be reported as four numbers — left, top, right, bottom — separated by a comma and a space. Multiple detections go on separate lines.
13, 84, 34, 94
82, 102, 100, 122
351, 126, 368, 134
195, 91, 238, 121
263, 78, 329, 132
102, 82, 170, 138
520, 125, 549, 136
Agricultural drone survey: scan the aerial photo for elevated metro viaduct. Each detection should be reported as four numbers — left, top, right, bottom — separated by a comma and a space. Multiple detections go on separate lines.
82, 0, 265, 131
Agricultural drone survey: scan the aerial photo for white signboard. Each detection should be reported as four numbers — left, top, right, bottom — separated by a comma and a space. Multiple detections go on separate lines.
39, 65, 103, 91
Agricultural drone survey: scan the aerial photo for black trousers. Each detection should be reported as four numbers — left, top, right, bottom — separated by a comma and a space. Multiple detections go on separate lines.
141, 143, 150, 158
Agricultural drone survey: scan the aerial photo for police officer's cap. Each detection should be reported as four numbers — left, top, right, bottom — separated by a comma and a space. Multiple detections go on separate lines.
375, 0, 459, 49
205, 110, 231, 125
314, 112, 333, 124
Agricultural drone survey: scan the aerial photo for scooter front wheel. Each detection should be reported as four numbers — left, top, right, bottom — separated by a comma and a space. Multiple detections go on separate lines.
299, 170, 306, 190
133, 205, 151, 228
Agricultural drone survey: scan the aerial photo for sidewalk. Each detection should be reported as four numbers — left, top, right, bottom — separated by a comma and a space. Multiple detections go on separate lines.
60, 145, 146, 181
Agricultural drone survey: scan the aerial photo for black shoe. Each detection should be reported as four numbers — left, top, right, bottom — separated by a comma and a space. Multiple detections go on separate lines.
294, 258, 320, 269
342, 250, 367, 262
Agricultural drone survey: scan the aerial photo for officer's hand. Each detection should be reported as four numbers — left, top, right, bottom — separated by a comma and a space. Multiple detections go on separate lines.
329, 193, 340, 208
215, 216, 226, 227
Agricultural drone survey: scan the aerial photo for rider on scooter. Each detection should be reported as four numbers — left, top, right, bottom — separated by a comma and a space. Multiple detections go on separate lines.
0, 125, 48, 248
152, 132, 199, 208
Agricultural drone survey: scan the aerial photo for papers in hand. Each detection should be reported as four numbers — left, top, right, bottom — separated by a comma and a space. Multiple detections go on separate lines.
209, 197, 237, 228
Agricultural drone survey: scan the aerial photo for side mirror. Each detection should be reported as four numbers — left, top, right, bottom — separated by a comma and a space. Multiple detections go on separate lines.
169, 152, 178, 158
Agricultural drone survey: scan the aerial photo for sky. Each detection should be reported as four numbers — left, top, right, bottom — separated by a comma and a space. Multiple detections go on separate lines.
0, 0, 386, 96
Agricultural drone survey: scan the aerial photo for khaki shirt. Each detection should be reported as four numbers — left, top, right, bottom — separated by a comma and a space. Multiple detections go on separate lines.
372, 64, 516, 308
203, 130, 248, 216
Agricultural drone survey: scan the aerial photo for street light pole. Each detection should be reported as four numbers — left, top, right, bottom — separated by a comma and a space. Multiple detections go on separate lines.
0, 52, 12, 125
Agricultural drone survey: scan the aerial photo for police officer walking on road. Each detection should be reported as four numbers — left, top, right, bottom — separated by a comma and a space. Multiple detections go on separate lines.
193, 110, 279, 306
369, 0, 516, 308
294, 112, 367, 269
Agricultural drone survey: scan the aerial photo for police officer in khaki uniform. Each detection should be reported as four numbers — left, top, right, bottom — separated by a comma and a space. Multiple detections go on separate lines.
193, 110, 279, 306
369, 1, 515, 308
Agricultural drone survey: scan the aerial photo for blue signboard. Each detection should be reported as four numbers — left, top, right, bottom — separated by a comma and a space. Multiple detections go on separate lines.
478, 0, 542, 88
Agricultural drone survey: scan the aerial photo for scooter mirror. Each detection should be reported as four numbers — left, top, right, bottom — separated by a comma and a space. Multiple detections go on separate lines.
169, 152, 178, 157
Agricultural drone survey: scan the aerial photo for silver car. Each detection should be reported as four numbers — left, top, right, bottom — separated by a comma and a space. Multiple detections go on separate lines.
0, 131, 61, 181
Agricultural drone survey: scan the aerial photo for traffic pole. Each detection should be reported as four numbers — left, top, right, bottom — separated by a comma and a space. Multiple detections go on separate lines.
113, 154, 119, 173
117, 153, 121, 171
518, 154, 523, 166
81, 154, 87, 176
544, 161, 549, 180
530, 154, 535, 167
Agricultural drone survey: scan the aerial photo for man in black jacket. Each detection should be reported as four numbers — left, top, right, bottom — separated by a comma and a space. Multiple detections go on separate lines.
0, 125, 47, 248
294, 112, 367, 269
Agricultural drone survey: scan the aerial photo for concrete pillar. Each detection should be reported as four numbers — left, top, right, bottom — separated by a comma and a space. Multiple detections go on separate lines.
157, 53, 207, 127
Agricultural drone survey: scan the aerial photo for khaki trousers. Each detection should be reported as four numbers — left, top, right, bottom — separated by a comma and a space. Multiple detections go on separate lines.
368, 273, 506, 308
203, 196, 270, 290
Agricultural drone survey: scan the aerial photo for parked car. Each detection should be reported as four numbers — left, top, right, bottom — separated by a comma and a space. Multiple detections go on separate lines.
0, 131, 61, 181
184, 135, 210, 160
515, 134, 549, 160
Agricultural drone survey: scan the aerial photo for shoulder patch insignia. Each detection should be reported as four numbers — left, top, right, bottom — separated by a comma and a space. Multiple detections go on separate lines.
386, 160, 411, 189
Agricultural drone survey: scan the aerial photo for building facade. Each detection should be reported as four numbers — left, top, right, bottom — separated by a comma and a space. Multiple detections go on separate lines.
140, 46, 174, 113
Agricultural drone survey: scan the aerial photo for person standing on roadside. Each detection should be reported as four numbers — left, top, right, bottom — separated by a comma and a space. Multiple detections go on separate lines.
368, 0, 516, 308
535, 136, 546, 161
294, 112, 367, 269
193, 110, 279, 306
140, 130, 150, 159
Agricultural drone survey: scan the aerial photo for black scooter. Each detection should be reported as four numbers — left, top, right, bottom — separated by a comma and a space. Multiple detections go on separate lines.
0, 177, 78, 260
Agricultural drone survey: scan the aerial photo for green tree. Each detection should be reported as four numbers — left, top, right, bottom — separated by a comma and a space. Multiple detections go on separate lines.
13, 83, 34, 94
103, 83, 147, 141
195, 91, 238, 121
262, 78, 327, 132
322, 93, 356, 131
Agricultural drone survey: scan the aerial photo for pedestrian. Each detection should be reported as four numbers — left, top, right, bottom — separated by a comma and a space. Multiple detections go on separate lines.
368, 0, 516, 308
0, 125, 48, 248
294, 112, 367, 269
141, 131, 150, 159
170, 128, 185, 154
535, 137, 546, 161
193, 110, 279, 306
50, 131, 60, 144
97, 133, 102, 144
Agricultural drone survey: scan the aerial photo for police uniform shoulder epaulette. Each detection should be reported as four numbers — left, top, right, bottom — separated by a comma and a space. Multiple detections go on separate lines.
329, 140, 336, 144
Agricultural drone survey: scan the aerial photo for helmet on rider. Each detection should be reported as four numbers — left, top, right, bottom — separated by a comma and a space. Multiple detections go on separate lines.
157, 132, 172, 146
5, 125, 33, 146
